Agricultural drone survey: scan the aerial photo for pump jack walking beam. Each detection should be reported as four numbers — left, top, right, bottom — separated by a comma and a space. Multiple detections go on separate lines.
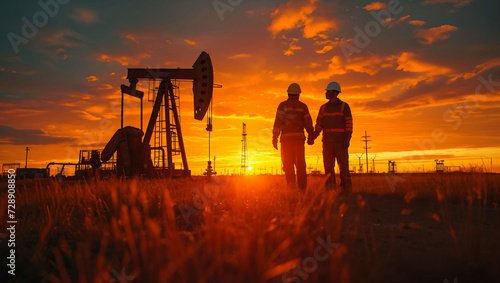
124, 51, 213, 121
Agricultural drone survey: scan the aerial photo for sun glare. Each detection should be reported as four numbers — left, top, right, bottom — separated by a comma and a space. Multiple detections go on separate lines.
248, 166, 253, 171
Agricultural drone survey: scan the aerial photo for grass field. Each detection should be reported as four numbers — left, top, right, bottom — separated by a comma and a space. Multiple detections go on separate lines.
1, 173, 500, 283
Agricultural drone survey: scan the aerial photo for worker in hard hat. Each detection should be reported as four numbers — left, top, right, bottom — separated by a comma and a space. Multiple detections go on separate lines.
312, 82, 352, 191
272, 83, 315, 191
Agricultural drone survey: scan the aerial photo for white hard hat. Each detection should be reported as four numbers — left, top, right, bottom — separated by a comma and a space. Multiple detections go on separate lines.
287, 83, 301, 95
326, 82, 341, 92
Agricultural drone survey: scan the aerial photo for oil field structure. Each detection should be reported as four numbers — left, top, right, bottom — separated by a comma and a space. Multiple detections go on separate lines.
38, 51, 215, 180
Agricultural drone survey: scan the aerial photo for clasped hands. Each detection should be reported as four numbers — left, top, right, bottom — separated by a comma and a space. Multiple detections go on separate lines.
307, 131, 320, 146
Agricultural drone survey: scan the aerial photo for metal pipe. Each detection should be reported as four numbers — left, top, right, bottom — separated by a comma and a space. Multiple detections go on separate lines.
25, 147, 29, 168
140, 97, 143, 132
165, 81, 173, 177
121, 91, 124, 129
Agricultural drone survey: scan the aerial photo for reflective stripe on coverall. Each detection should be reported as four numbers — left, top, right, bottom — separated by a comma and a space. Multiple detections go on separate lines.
273, 96, 314, 190
315, 98, 353, 189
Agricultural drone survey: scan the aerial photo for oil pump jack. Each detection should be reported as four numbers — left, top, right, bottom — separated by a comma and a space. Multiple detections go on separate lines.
101, 51, 214, 177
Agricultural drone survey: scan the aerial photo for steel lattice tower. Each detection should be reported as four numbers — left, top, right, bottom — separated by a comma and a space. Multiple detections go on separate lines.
361, 131, 371, 173
240, 123, 248, 175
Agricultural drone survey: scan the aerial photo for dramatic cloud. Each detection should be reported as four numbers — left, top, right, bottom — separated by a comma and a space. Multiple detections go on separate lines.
414, 25, 458, 44
71, 110, 101, 121
273, 53, 399, 82
228, 54, 251, 59
41, 28, 84, 48
363, 2, 387, 10
408, 20, 426, 26
97, 53, 151, 66
268, 0, 336, 39
184, 39, 196, 46
284, 40, 302, 56
315, 45, 333, 54
302, 17, 336, 38
0, 125, 76, 145
452, 57, 500, 80
473, 57, 500, 75
387, 15, 411, 28
423, 0, 474, 8
86, 76, 99, 82
125, 34, 139, 43
0, 108, 46, 118
268, 0, 316, 34
71, 8, 98, 24
395, 15, 411, 25
0, 68, 35, 75
333, 54, 394, 76
396, 52, 452, 75
360, 75, 453, 111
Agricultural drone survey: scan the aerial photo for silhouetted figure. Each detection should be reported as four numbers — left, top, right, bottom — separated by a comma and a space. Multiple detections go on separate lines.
272, 83, 315, 191
313, 82, 352, 191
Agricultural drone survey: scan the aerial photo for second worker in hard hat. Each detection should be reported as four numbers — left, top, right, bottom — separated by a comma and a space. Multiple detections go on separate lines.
313, 82, 353, 191
272, 83, 315, 191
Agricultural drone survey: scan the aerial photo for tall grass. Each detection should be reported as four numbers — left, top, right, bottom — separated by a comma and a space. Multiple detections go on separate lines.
1, 173, 499, 282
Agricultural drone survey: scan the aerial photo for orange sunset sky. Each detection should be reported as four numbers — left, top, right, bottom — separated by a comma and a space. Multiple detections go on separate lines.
1, 0, 500, 175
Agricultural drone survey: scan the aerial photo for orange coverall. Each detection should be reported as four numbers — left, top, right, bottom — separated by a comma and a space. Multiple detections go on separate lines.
273, 96, 314, 190
315, 98, 353, 190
